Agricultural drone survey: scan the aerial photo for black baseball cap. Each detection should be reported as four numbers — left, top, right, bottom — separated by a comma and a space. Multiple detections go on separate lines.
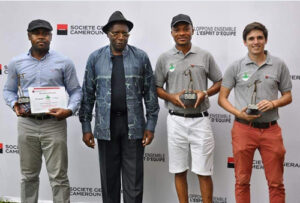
171, 14, 193, 28
27, 19, 53, 32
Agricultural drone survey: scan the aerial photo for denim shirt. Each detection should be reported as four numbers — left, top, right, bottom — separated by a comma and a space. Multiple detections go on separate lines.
79, 45, 159, 140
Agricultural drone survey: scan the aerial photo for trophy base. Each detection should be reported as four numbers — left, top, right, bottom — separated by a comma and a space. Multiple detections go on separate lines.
18, 97, 30, 104
180, 93, 197, 107
246, 104, 260, 115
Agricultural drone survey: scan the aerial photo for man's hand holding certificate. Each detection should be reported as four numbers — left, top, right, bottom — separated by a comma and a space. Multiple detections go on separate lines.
28, 86, 67, 114
28, 86, 72, 120
48, 108, 72, 120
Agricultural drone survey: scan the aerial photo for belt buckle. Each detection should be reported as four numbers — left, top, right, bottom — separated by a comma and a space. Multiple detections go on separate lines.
251, 122, 268, 129
36, 115, 45, 120
251, 122, 258, 128
33, 114, 52, 120
169, 110, 176, 116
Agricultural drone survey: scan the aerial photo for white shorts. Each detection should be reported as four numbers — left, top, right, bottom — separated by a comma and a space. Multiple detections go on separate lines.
167, 114, 214, 175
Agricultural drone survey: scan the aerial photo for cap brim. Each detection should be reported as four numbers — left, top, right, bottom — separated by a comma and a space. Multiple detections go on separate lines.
171, 20, 192, 28
28, 26, 52, 32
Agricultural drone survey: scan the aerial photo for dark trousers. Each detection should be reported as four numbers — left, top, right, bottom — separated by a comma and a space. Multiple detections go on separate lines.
97, 113, 144, 203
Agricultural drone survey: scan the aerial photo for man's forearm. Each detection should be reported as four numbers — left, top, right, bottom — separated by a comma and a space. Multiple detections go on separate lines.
67, 87, 83, 114
272, 91, 292, 108
218, 96, 241, 117
218, 86, 241, 117
156, 87, 171, 101
206, 80, 222, 97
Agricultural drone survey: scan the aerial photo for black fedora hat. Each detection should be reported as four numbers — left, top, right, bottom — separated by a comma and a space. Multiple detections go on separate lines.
102, 11, 133, 34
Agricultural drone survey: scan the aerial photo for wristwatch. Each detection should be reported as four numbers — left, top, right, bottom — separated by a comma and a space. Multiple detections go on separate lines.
203, 90, 208, 98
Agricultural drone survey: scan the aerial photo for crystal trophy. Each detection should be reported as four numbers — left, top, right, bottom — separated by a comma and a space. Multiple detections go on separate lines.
17, 74, 30, 104
246, 80, 261, 115
179, 66, 197, 107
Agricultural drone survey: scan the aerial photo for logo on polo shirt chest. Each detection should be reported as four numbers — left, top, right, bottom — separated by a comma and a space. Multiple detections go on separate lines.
265, 74, 276, 80
242, 72, 250, 81
169, 63, 175, 72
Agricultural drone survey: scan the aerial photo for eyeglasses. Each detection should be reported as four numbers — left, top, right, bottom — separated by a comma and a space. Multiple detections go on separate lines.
109, 31, 130, 38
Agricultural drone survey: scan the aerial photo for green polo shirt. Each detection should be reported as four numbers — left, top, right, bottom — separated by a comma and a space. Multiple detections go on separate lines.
155, 45, 222, 114
222, 51, 292, 122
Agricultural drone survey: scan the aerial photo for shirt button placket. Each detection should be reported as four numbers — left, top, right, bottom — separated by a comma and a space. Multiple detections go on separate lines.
37, 61, 41, 85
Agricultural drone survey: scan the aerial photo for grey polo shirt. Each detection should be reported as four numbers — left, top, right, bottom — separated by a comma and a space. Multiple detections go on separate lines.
155, 45, 222, 114
222, 51, 292, 122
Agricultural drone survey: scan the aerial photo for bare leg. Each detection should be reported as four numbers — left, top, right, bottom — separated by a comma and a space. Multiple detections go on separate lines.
198, 175, 213, 203
175, 171, 189, 203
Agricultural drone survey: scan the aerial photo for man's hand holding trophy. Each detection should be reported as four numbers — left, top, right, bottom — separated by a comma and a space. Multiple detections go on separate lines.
179, 65, 208, 108
14, 73, 31, 116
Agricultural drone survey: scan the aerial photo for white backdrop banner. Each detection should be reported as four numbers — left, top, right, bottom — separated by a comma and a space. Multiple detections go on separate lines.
0, 1, 300, 203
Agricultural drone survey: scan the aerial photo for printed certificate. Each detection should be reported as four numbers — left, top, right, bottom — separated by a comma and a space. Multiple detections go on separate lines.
28, 87, 67, 114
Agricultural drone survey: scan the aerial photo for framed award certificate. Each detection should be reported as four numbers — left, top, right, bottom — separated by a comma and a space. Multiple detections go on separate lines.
28, 87, 67, 114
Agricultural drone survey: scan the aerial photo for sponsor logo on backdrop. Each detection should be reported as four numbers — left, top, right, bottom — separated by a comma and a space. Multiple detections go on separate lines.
194, 26, 236, 36
0, 64, 8, 75
252, 159, 264, 169
284, 161, 300, 168
291, 75, 300, 80
227, 157, 300, 169
189, 194, 227, 203
70, 187, 102, 196
144, 153, 165, 162
227, 157, 234, 168
209, 114, 232, 123
0, 143, 19, 154
253, 160, 300, 170
56, 24, 105, 35
57, 24, 68, 35
5, 144, 19, 154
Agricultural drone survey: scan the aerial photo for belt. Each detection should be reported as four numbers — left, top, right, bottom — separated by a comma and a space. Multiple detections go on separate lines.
235, 117, 277, 129
169, 110, 209, 118
28, 114, 55, 120
111, 111, 127, 117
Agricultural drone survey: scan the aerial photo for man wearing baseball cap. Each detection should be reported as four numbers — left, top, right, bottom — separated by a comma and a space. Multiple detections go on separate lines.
155, 14, 222, 203
79, 11, 159, 203
3, 19, 82, 202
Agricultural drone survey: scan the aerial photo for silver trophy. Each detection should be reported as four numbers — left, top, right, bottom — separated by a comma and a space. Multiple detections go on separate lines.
17, 74, 30, 104
246, 80, 261, 115
179, 66, 197, 107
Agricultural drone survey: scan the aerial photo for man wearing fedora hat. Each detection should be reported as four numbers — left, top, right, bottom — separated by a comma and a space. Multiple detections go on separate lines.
79, 11, 159, 203
3, 19, 82, 202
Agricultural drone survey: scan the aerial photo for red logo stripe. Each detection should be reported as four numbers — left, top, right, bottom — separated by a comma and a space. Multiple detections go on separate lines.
228, 157, 234, 163
57, 24, 68, 30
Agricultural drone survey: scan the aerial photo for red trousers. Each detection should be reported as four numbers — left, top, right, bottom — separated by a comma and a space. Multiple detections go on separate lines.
231, 121, 286, 203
